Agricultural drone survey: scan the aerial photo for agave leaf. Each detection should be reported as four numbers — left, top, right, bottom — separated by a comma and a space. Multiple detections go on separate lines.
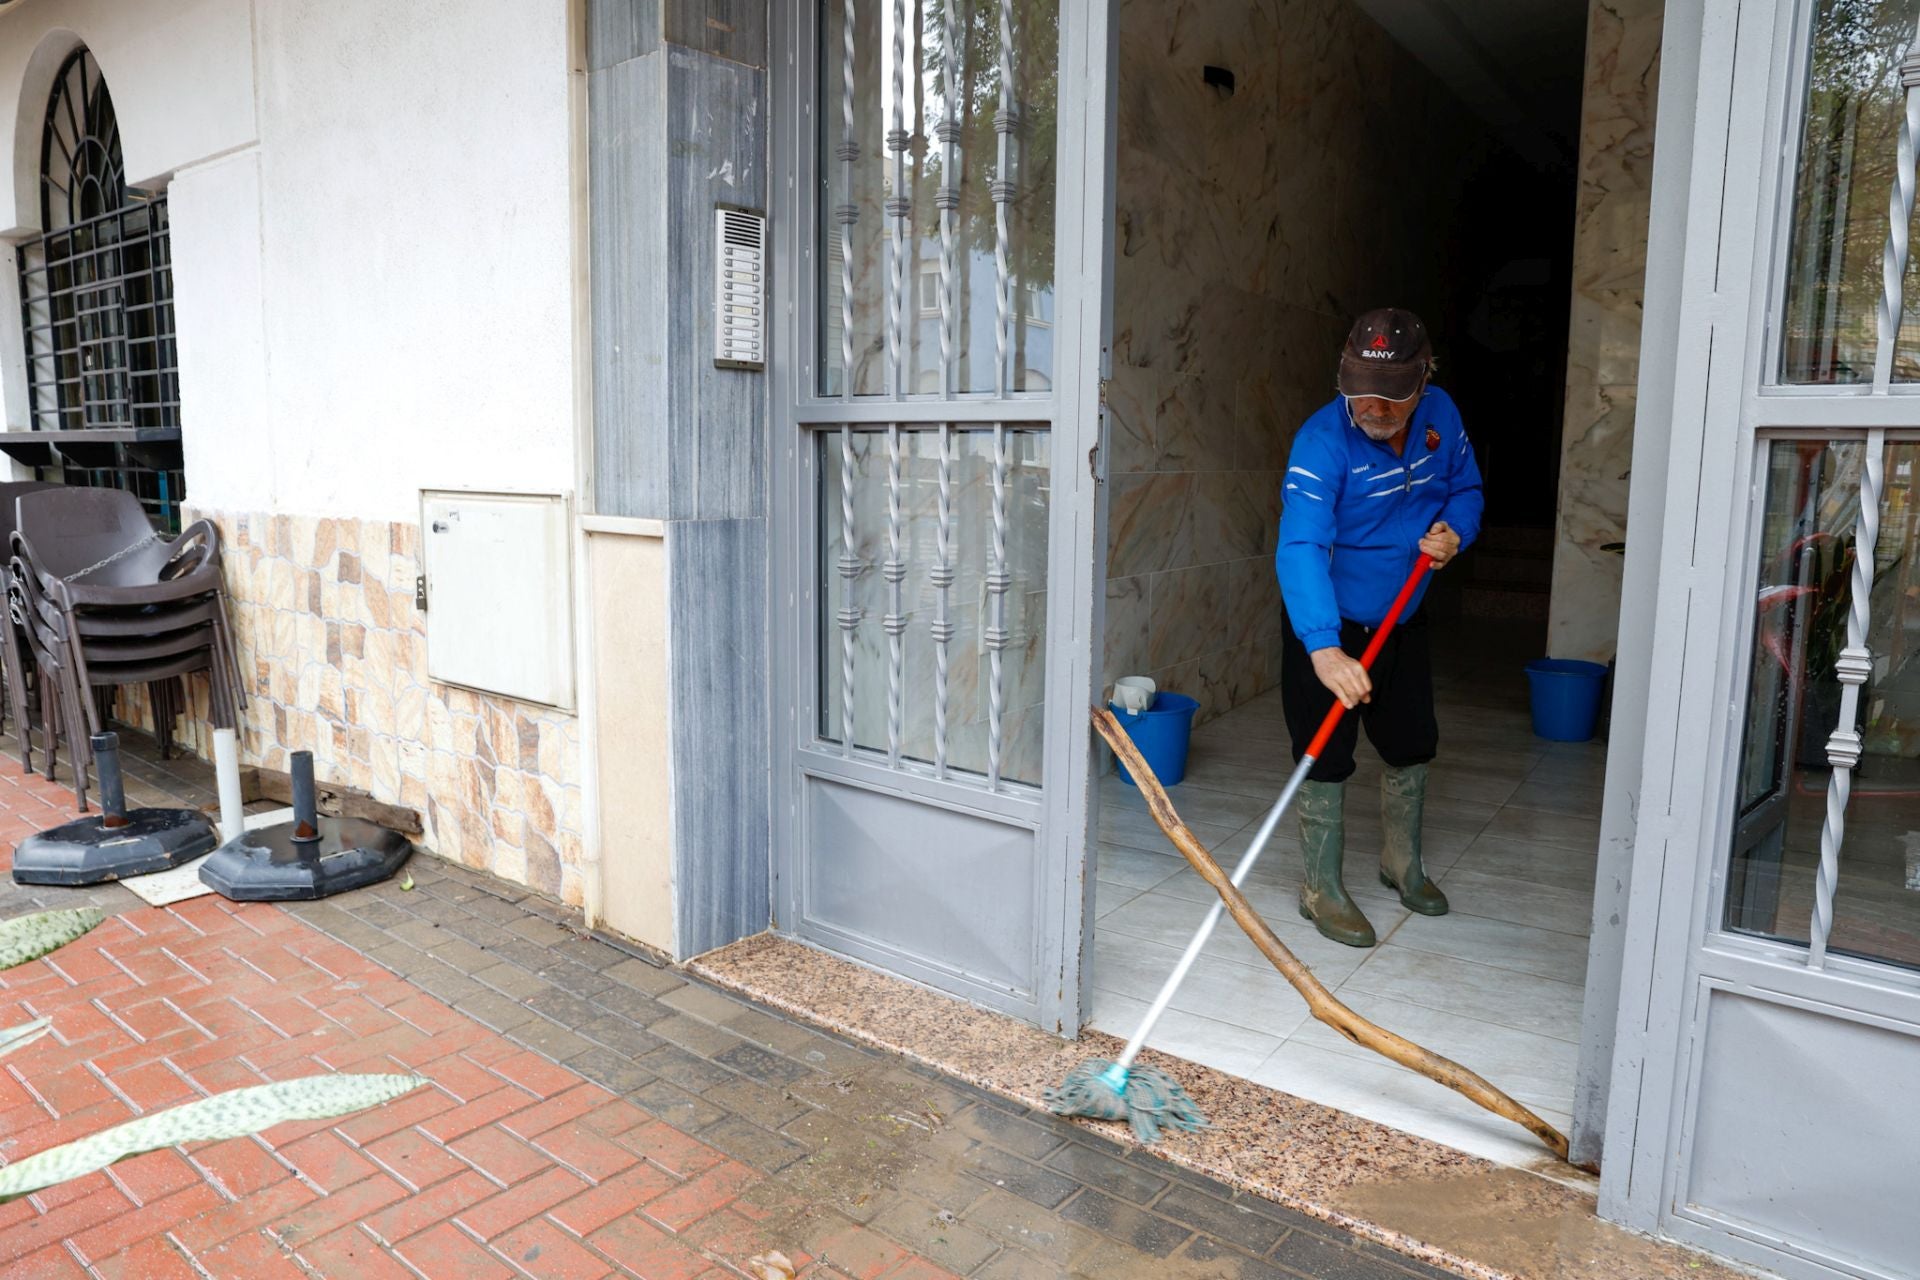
0, 1017, 52, 1060
0, 1073, 426, 1202
0, 908, 105, 971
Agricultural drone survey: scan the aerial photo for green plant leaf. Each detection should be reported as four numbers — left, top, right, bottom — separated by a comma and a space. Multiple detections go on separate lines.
0, 1017, 52, 1059
0, 908, 104, 971
0, 1073, 426, 1202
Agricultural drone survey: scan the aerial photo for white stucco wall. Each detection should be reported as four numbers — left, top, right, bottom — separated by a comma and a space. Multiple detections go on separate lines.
0, 0, 579, 523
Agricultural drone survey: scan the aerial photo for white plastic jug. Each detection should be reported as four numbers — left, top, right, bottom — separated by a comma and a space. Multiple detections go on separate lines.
1113, 676, 1156, 715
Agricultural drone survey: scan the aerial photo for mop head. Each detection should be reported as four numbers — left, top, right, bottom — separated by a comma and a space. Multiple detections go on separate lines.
1044, 1058, 1208, 1145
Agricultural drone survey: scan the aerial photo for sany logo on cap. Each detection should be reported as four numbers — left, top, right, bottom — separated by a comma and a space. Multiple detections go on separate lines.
1370, 334, 1390, 350
1361, 331, 1395, 359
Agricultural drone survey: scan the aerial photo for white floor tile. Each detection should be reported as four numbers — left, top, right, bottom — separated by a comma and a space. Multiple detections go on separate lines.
1092, 933, 1314, 1041
1433, 866, 1595, 937
1379, 908, 1590, 986
1284, 989, 1578, 1114
1339, 945, 1586, 1041
1093, 842, 1188, 889
1089, 989, 1289, 1078
1097, 888, 1379, 985
1448, 832, 1599, 893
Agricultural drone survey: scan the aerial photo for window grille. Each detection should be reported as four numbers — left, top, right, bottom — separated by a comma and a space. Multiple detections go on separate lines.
7, 49, 183, 531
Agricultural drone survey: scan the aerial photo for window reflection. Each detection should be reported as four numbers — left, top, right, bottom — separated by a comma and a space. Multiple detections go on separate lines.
1780, 0, 1920, 383
1728, 439, 1920, 972
818, 0, 1059, 397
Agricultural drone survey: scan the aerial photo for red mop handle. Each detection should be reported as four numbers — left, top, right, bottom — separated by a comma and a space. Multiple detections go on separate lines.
1304, 554, 1435, 759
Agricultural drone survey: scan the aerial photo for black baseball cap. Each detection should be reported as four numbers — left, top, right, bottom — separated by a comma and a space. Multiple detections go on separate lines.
1337, 307, 1432, 402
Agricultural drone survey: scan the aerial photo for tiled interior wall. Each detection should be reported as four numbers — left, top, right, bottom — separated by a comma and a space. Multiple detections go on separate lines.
1102, 0, 1493, 725
120, 508, 586, 905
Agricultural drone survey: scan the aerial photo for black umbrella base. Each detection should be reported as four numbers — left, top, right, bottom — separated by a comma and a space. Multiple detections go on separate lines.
12, 809, 220, 886
198, 815, 413, 901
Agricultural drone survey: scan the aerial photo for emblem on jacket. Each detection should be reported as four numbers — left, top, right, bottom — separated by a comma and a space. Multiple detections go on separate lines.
1425, 427, 1440, 451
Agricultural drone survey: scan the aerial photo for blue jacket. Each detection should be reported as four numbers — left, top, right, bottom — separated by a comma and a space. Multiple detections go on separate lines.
1276, 388, 1484, 652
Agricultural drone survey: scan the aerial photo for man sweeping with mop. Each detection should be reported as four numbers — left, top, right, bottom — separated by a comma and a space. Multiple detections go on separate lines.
1051, 311, 1576, 1154
1277, 307, 1483, 947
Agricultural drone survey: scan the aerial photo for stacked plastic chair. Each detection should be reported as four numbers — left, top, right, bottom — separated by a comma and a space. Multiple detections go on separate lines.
0, 481, 61, 768
8, 487, 245, 810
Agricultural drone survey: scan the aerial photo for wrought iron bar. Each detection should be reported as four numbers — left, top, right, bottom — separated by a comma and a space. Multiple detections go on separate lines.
1810, 430, 1886, 968
882, 0, 912, 763
835, 3, 862, 755
986, 425, 1011, 787
984, 0, 1017, 786
932, 427, 954, 776
931, 0, 963, 777
1874, 47, 1920, 388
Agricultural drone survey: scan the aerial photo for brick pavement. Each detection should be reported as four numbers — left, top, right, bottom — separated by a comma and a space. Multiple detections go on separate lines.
0, 742, 1456, 1280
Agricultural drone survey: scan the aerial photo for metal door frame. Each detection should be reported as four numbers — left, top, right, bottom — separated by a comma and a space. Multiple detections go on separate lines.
766, 0, 1114, 1034
1604, 1, 1920, 1275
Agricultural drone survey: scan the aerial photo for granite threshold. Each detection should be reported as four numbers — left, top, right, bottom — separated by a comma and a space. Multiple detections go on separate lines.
690, 931, 1757, 1280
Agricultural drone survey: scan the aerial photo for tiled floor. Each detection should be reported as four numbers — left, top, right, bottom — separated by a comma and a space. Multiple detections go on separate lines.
1091, 624, 1606, 1169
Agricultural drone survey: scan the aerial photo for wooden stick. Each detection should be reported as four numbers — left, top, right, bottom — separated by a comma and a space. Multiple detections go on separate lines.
1094, 707, 1585, 1169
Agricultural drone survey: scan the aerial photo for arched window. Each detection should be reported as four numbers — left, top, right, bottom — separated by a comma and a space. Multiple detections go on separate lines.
12, 48, 182, 529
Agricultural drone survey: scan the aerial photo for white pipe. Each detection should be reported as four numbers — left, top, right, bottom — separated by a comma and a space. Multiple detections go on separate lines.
213, 727, 243, 841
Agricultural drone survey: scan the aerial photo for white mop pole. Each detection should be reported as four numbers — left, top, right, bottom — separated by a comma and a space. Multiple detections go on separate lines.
213, 728, 243, 841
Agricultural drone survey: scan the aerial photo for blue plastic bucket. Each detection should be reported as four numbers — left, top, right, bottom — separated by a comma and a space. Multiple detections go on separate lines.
1525, 659, 1609, 742
1110, 692, 1201, 786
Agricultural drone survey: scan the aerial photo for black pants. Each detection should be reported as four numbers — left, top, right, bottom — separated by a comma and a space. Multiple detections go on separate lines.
1280, 612, 1438, 783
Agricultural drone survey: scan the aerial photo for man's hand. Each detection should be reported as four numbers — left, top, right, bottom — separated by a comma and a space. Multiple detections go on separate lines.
1420, 520, 1461, 568
1311, 647, 1371, 709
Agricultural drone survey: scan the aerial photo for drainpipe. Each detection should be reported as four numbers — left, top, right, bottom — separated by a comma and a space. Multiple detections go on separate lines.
566, 0, 605, 929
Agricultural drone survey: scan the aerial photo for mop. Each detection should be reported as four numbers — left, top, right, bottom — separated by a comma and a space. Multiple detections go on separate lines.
1047, 556, 1427, 1139
1049, 554, 1582, 1164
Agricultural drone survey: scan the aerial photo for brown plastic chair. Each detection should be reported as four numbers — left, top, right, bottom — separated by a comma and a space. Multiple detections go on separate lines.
11, 487, 244, 736
0, 481, 61, 765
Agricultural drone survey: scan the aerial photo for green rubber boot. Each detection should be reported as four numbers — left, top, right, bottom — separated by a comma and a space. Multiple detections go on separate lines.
1380, 763, 1449, 916
1296, 780, 1376, 948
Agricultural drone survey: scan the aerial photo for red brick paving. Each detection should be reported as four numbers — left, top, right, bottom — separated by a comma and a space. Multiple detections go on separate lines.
0, 763, 952, 1279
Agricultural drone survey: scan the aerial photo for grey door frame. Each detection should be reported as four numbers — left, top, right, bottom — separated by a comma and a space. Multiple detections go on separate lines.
765, 0, 1115, 1035
1600, 0, 1920, 1275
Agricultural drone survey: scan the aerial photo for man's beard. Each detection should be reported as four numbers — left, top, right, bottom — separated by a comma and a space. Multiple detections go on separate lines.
1356, 417, 1402, 441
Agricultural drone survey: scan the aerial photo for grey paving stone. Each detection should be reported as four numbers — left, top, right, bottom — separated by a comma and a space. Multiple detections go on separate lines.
525, 988, 600, 1029
507, 1017, 593, 1062
1152, 1185, 1288, 1257
604, 956, 687, 996
712, 1041, 812, 1088
573, 1014, 662, 1059
563, 1046, 660, 1096
1267, 1228, 1443, 1280
1043, 1142, 1168, 1205
472, 962, 552, 1001
1058, 1189, 1191, 1259
868, 1195, 1002, 1274
649, 1013, 752, 1061
587, 983, 671, 1025
638, 1043, 740, 1093
959, 1143, 1083, 1210
699, 1075, 812, 1132
949, 1102, 1067, 1162
506, 915, 573, 946
457, 991, 541, 1033
698, 1114, 811, 1172
658, 981, 754, 1024
630, 1079, 726, 1131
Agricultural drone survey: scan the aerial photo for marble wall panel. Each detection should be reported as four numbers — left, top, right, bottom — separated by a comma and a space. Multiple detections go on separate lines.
1547, 0, 1663, 663
1105, 0, 1490, 726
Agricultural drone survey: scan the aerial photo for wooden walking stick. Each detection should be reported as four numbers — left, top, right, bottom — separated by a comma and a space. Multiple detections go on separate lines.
1094, 705, 1585, 1169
